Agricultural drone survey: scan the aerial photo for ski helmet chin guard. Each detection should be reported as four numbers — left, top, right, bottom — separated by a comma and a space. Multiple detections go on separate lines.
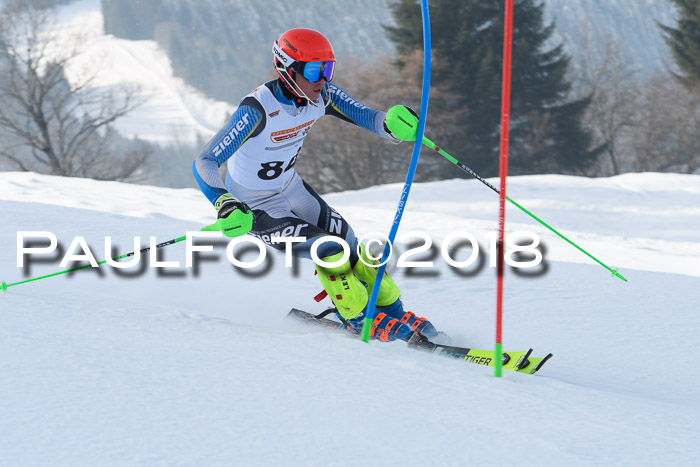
272, 28, 335, 107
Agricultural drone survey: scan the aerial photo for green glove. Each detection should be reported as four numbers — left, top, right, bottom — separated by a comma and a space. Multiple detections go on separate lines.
384, 105, 420, 142
201, 193, 254, 237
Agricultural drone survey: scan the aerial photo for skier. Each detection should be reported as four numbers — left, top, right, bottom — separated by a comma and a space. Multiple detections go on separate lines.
193, 28, 438, 343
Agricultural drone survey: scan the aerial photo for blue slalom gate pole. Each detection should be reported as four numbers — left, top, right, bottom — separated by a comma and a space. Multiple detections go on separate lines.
360, 0, 431, 342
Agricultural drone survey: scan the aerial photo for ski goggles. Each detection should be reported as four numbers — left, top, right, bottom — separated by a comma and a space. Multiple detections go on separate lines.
298, 60, 335, 83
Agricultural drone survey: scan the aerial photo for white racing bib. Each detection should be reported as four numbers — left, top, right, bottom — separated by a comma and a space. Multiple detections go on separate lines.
228, 85, 326, 190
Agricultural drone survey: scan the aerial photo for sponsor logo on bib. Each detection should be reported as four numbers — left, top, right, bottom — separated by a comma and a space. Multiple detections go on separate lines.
270, 120, 315, 143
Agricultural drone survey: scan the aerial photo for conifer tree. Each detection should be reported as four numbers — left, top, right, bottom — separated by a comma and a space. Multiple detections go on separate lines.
659, 0, 700, 85
385, 0, 601, 175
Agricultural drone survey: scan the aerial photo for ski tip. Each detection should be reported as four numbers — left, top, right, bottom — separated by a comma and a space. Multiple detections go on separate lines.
288, 308, 317, 322
532, 353, 554, 374
1, 281, 7, 293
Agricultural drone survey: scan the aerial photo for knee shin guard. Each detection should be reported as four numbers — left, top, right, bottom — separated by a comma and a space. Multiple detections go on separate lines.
352, 243, 401, 307
316, 251, 367, 320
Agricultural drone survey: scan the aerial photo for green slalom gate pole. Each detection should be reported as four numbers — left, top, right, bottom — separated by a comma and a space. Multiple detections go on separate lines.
1, 235, 187, 293
384, 106, 628, 283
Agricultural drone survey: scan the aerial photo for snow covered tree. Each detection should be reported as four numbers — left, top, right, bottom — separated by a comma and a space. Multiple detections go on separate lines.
385, 0, 602, 175
0, 1, 151, 180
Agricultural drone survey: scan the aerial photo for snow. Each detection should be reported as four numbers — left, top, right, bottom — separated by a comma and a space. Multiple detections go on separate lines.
52, 0, 234, 145
1, 171, 699, 465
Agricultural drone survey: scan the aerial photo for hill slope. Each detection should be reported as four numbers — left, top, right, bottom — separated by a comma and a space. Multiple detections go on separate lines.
1, 172, 699, 465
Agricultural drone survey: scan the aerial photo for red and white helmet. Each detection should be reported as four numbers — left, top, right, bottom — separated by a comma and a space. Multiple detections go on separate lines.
272, 28, 336, 106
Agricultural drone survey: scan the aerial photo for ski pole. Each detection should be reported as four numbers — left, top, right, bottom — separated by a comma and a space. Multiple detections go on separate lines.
2, 206, 254, 292
1, 235, 187, 292
384, 106, 628, 282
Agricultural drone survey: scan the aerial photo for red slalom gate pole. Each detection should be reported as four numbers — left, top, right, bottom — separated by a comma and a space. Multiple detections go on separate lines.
495, 0, 514, 377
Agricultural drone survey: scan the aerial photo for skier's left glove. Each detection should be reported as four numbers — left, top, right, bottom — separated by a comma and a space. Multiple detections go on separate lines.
383, 105, 419, 143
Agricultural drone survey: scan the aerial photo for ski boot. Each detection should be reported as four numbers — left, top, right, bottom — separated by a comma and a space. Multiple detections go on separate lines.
378, 298, 439, 339
353, 243, 440, 338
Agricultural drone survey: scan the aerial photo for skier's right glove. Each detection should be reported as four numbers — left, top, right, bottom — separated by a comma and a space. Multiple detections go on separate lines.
216, 193, 251, 219
201, 193, 253, 237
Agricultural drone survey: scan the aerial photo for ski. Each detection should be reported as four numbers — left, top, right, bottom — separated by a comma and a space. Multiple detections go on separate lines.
288, 308, 553, 374
431, 343, 553, 374
288, 307, 356, 334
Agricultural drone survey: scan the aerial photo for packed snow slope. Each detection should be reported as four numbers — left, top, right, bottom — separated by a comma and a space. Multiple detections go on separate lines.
1, 171, 699, 466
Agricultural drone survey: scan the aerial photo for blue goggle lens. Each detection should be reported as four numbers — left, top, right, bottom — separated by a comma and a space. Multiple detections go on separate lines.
302, 61, 335, 83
